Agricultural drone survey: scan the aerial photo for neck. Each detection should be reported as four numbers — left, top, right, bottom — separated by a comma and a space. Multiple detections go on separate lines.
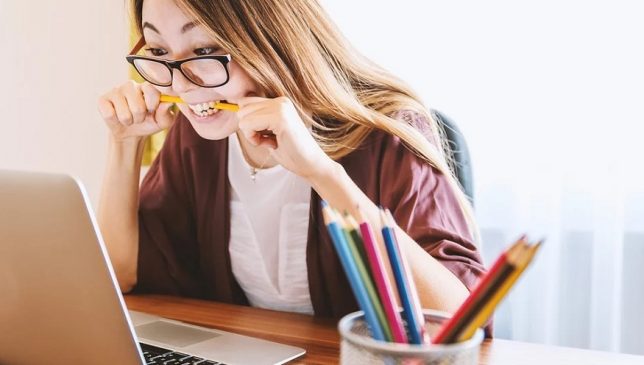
235, 131, 278, 169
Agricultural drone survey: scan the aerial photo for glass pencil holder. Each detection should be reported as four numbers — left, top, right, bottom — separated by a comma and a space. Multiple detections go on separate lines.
338, 310, 484, 365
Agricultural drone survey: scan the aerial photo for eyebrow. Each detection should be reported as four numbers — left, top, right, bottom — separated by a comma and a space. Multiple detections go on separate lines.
142, 21, 197, 35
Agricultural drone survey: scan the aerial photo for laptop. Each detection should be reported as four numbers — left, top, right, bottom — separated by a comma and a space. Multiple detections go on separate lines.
0, 170, 306, 365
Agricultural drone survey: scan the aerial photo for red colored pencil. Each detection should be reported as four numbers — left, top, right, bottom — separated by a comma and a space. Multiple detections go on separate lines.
432, 238, 527, 344
354, 208, 408, 343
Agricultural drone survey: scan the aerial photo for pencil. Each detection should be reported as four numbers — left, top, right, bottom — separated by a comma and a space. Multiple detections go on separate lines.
355, 208, 408, 343
456, 241, 542, 342
159, 94, 239, 112
381, 209, 427, 344
343, 213, 373, 280
321, 202, 386, 341
340, 214, 393, 342
432, 238, 526, 344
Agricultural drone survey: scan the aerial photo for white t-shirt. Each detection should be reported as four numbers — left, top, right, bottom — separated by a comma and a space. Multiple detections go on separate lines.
227, 133, 314, 314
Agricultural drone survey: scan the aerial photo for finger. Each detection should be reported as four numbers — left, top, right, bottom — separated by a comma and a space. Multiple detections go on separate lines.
97, 97, 119, 128
154, 102, 178, 130
141, 82, 161, 113
228, 96, 266, 108
257, 133, 278, 149
122, 84, 147, 124
238, 112, 273, 138
239, 110, 281, 135
236, 100, 267, 120
110, 92, 134, 126
238, 114, 279, 148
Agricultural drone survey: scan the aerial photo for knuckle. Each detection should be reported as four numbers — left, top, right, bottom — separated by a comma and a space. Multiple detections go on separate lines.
102, 109, 116, 121
120, 81, 134, 93
119, 113, 133, 124
130, 106, 146, 117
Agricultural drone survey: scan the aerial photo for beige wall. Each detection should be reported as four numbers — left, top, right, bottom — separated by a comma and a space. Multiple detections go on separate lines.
0, 1, 128, 206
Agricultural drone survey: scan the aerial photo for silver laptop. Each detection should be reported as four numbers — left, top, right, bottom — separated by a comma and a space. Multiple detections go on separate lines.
0, 170, 305, 365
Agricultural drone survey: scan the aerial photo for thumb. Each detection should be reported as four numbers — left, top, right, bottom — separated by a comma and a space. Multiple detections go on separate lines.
154, 102, 179, 129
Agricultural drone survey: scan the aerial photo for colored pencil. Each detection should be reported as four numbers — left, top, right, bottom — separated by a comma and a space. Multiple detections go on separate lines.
340, 214, 393, 342
432, 238, 526, 344
381, 209, 427, 344
355, 208, 408, 343
456, 241, 542, 342
343, 213, 373, 281
321, 202, 386, 341
159, 94, 239, 112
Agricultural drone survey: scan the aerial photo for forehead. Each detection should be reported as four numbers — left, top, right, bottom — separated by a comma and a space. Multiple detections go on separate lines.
141, 0, 208, 37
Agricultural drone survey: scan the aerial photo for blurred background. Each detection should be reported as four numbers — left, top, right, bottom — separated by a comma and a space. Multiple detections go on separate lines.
1, 0, 643, 355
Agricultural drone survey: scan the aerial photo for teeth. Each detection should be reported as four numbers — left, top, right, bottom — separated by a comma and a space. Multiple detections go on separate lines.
188, 100, 221, 117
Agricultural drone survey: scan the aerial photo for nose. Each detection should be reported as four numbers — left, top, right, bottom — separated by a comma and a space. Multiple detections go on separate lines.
170, 69, 196, 94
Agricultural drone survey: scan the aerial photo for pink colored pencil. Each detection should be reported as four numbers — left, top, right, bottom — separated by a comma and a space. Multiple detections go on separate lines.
354, 208, 408, 343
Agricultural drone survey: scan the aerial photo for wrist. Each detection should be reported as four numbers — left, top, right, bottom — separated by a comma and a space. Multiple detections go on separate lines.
307, 158, 343, 191
109, 134, 145, 148
107, 136, 146, 170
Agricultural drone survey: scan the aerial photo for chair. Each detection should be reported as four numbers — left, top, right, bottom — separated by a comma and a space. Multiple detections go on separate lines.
431, 109, 474, 205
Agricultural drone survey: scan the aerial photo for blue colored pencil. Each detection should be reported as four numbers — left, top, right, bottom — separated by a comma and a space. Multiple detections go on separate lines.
321, 202, 386, 341
340, 214, 393, 342
380, 209, 427, 344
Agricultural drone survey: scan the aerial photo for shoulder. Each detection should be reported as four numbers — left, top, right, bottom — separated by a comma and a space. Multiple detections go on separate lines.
344, 109, 440, 165
337, 110, 447, 195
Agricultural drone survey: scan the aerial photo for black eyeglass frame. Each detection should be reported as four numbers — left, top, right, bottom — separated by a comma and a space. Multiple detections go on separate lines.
125, 36, 232, 88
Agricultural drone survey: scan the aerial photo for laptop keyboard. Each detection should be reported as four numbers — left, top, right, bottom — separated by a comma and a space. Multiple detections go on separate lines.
140, 343, 227, 365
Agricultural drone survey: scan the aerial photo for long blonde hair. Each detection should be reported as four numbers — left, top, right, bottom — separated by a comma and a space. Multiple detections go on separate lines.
131, 0, 478, 240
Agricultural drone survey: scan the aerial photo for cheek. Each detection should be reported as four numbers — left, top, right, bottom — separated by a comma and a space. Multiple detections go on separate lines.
153, 84, 171, 94
225, 62, 262, 97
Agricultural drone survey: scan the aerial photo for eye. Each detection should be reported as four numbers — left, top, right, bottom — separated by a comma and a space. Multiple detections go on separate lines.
144, 48, 167, 57
194, 47, 219, 56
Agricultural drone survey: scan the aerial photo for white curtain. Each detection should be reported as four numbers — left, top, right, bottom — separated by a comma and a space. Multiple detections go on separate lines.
323, 0, 644, 354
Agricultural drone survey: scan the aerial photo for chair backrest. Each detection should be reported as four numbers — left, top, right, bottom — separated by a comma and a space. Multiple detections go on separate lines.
430, 109, 474, 205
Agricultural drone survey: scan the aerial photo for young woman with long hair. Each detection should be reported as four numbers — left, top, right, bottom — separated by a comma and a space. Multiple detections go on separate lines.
97, 0, 486, 325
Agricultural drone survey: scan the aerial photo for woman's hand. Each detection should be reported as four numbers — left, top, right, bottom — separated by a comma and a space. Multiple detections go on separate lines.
98, 80, 178, 142
233, 96, 335, 180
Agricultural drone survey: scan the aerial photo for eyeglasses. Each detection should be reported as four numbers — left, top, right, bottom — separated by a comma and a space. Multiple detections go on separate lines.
125, 36, 232, 88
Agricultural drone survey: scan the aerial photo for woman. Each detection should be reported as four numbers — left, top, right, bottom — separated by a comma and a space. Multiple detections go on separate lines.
97, 0, 486, 322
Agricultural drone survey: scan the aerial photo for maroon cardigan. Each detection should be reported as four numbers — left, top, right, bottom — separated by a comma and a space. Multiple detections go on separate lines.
134, 112, 487, 329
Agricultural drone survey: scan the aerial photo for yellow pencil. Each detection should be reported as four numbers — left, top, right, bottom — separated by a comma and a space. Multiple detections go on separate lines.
456, 241, 542, 341
159, 95, 239, 112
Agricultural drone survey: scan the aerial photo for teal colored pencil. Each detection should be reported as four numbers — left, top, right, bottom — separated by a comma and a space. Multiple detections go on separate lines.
340, 213, 393, 342
321, 202, 386, 341
343, 212, 373, 281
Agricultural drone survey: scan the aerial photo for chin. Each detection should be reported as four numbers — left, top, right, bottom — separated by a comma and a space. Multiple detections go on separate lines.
178, 107, 237, 141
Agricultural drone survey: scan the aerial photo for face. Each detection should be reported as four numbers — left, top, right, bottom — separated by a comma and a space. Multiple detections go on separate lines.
141, 0, 261, 140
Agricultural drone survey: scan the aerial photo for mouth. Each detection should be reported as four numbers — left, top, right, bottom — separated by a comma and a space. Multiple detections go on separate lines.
186, 99, 229, 118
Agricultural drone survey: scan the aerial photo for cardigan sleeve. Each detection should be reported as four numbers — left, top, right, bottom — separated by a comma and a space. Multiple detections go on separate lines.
377, 118, 486, 294
133, 117, 201, 295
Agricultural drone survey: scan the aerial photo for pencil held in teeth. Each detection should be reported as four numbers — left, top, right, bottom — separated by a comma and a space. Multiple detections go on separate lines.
162, 94, 275, 140
159, 95, 239, 112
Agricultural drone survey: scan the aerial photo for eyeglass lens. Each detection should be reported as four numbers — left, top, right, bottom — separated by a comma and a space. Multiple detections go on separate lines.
133, 58, 228, 87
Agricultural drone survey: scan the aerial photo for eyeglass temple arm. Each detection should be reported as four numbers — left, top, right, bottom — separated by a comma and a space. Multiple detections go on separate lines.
129, 36, 146, 56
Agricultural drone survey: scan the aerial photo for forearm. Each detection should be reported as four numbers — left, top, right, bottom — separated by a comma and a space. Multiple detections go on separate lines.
98, 137, 146, 292
308, 161, 469, 312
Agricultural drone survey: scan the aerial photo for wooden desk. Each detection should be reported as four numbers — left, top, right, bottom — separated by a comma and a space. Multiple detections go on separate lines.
125, 295, 644, 365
